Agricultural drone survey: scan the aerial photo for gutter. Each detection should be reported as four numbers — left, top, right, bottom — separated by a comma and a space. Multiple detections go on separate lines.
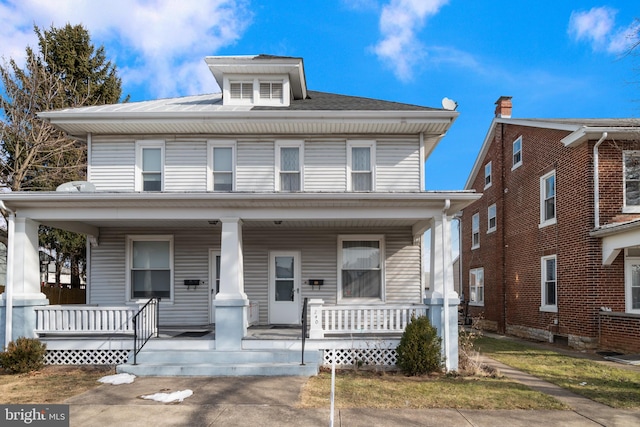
593, 132, 608, 229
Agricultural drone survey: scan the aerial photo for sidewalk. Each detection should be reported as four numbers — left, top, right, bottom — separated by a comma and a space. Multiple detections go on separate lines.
65, 345, 640, 427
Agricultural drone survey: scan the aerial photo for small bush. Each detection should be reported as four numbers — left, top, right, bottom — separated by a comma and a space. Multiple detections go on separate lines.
396, 316, 442, 375
0, 337, 47, 374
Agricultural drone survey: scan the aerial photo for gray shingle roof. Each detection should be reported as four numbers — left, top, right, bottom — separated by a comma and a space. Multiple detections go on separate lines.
253, 91, 440, 111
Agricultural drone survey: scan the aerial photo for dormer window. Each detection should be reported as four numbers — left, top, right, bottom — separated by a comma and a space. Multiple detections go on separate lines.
260, 82, 283, 101
230, 82, 253, 101
223, 77, 288, 107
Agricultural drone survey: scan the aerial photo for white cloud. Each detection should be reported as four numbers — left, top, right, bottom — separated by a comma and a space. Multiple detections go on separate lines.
568, 7, 638, 54
0, 0, 252, 98
372, 0, 449, 81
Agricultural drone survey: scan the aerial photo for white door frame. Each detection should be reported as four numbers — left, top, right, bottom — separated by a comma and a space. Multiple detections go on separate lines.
208, 249, 220, 324
268, 250, 301, 325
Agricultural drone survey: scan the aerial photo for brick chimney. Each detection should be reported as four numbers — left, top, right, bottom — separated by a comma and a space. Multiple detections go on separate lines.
495, 96, 512, 118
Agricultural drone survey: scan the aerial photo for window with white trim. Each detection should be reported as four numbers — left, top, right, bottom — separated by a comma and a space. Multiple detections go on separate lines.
540, 170, 556, 227
512, 136, 522, 169
127, 235, 173, 302
623, 151, 640, 211
624, 248, 640, 313
471, 212, 480, 249
260, 81, 284, 102
275, 141, 303, 192
223, 77, 289, 106
208, 141, 235, 192
487, 204, 497, 233
469, 267, 484, 305
229, 81, 253, 101
338, 235, 384, 301
484, 162, 492, 188
540, 255, 557, 312
347, 140, 375, 191
136, 141, 164, 191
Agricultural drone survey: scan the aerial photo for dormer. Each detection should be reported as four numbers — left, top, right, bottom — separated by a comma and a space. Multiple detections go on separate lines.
205, 54, 307, 107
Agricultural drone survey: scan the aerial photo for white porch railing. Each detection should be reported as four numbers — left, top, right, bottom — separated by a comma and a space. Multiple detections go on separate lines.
35, 305, 138, 335
307, 299, 428, 339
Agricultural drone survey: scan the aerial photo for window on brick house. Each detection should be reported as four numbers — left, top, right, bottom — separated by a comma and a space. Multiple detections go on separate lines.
540, 170, 556, 227
624, 248, 640, 313
623, 151, 640, 211
512, 136, 522, 169
471, 213, 480, 249
469, 268, 484, 305
487, 204, 497, 233
484, 162, 492, 188
540, 255, 557, 312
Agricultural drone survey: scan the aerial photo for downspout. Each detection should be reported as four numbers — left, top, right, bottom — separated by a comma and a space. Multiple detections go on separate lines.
442, 198, 451, 371
0, 201, 15, 349
593, 132, 608, 229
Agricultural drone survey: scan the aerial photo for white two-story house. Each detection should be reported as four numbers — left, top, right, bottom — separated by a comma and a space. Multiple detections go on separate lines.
0, 55, 478, 375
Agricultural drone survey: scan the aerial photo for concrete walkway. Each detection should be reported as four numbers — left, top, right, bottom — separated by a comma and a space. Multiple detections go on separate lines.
65, 346, 640, 427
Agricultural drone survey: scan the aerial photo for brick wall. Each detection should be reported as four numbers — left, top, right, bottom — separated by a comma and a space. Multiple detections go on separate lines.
599, 312, 640, 353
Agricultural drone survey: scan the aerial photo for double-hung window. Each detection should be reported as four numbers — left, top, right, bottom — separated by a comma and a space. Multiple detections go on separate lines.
487, 204, 497, 233
471, 213, 480, 249
127, 235, 173, 302
484, 162, 492, 188
624, 249, 640, 313
348, 140, 375, 191
623, 151, 640, 211
540, 170, 556, 227
276, 141, 303, 192
512, 136, 522, 169
208, 141, 235, 192
541, 255, 557, 312
136, 141, 164, 192
469, 267, 484, 305
338, 235, 384, 301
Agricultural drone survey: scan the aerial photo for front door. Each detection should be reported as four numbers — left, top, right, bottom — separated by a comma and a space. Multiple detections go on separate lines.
269, 251, 300, 324
209, 250, 221, 324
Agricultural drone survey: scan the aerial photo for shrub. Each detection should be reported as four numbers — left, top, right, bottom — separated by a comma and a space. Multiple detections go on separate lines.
396, 315, 442, 375
0, 337, 47, 374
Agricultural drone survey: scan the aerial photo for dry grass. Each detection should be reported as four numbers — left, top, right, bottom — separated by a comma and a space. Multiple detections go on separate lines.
299, 369, 567, 410
0, 365, 114, 404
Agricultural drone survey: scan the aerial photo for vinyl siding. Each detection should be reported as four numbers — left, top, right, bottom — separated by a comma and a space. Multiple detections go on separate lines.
376, 138, 421, 191
304, 140, 347, 191
236, 140, 274, 191
164, 140, 207, 191
89, 226, 421, 326
89, 139, 135, 191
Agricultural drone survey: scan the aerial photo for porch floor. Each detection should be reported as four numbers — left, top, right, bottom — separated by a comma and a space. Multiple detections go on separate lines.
155, 325, 304, 340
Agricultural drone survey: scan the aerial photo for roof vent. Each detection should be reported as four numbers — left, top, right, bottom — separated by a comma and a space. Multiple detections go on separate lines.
56, 181, 96, 192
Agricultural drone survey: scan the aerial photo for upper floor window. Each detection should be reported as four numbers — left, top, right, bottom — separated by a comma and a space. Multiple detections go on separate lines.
347, 140, 375, 192
512, 136, 523, 170
224, 77, 289, 106
540, 255, 557, 312
540, 170, 556, 227
623, 151, 640, 211
276, 141, 303, 192
469, 267, 484, 305
260, 82, 283, 101
208, 141, 235, 192
136, 141, 164, 192
338, 235, 384, 302
127, 235, 173, 302
471, 212, 480, 249
484, 162, 492, 188
487, 204, 497, 233
229, 81, 253, 101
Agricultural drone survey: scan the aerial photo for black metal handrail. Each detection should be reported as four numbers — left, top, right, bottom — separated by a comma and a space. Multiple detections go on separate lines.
132, 297, 160, 365
300, 297, 309, 366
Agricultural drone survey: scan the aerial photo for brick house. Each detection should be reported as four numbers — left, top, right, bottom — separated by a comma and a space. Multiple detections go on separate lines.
461, 96, 640, 353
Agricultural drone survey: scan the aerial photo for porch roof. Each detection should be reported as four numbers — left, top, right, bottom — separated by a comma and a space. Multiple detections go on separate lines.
0, 191, 479, 235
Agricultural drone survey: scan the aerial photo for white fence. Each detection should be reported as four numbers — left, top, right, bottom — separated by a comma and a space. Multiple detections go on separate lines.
308, 300, 428, 338
35, 305, 138, 335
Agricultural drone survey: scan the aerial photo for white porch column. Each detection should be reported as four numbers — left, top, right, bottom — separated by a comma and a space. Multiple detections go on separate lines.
308, 299, 325, 339
0, 217, 48, 348
424, 214, 459, 371
214, 217, 248, 350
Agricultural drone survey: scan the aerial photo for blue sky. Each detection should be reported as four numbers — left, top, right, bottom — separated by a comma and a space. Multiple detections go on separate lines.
1, 0, 639, 190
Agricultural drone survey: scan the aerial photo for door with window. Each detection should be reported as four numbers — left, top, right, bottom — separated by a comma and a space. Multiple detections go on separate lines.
269, 251, 300, 324
209, 250, 221, 323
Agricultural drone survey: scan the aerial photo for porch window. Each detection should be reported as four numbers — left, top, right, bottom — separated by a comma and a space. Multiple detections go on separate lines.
338, 235, 384, 301
623, 151, 640, 211
208, 141, 235, 192
540, 170, 556, 227
624, 249, 640, 313
471, 212, 480, 249
469, 267, 484, 305
276, 141, 303, 191
347, 141, 375, 191
540, 255, 557, 312
136, 141, 164, 192
127, 236, 173, 301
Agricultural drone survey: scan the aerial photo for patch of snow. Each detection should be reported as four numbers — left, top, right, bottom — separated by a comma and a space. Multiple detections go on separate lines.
98, 373, 136, 385
140, 389, 193, 403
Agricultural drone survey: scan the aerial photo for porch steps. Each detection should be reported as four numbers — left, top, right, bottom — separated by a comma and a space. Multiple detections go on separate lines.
116, 348, 320, 377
